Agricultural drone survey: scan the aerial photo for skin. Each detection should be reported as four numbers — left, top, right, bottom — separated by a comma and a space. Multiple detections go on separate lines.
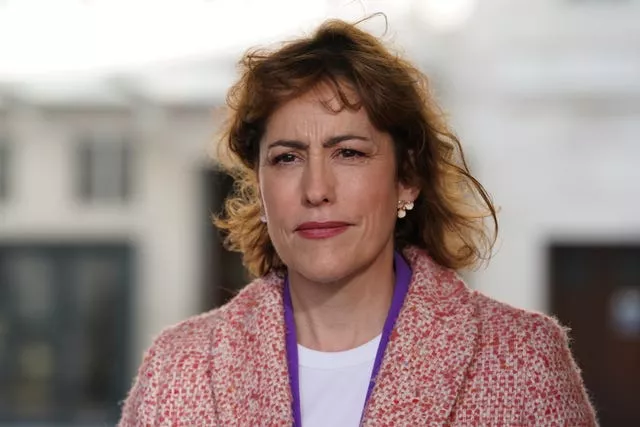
258, 83, 418, 351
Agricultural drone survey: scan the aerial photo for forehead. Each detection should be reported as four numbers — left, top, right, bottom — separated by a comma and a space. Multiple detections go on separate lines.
264, 83, 374, 137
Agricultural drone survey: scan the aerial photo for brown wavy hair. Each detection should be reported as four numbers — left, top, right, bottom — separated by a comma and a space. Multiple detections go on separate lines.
215, 17, 498, 277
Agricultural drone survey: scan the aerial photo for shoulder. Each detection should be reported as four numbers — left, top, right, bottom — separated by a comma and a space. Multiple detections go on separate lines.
403, 246, 572, 355
471, 291, 568, 349
466, 292, 596, 423
148, 273, 281, 356
118, 275, 281, 425
468, 290, 580, 374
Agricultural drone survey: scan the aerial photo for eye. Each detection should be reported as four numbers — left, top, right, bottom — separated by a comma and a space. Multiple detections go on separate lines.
337, 148, 365, 159
272, 153, 298, 164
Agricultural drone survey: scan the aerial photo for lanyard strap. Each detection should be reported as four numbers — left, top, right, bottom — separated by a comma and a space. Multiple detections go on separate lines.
284, 251, 412, 427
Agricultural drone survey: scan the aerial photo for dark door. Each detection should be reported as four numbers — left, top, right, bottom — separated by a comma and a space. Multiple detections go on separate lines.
202, 169, 251, 310
0, 243, 132, 426
549, 244, 640, 426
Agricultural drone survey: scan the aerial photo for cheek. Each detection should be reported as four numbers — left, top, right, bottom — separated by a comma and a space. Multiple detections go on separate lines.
259, 170, 297, 218
340, 168, 398, 219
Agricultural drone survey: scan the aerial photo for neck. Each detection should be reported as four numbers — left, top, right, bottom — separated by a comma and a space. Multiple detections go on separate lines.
288, 247, 395, 352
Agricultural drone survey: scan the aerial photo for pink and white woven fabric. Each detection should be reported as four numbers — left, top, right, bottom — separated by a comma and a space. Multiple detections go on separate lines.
119, 246, 597, 426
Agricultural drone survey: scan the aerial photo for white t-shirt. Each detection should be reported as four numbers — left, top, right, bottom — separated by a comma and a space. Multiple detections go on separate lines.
298, 334, 381, 427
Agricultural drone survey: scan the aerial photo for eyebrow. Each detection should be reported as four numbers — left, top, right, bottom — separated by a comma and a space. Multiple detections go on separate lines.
266, 134, 370, 150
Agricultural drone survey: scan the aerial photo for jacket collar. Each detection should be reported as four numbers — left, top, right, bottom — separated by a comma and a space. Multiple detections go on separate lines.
361, 247, 479, 425
210, 247, 478, 425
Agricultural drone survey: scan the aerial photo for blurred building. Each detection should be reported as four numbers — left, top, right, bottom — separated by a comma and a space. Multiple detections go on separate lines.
0, 75, 232, 423
0, 0, 639, 425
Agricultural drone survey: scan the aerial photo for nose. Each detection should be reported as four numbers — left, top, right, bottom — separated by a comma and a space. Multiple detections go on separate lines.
301, 155, 336, 207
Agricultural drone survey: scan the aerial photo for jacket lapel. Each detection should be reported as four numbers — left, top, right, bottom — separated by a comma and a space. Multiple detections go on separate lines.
362, 248, 480, 425
209, 273, 294, 426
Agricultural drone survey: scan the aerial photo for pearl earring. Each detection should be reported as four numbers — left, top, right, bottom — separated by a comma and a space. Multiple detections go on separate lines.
259, 214, 267, 223
397, 200, 414, 218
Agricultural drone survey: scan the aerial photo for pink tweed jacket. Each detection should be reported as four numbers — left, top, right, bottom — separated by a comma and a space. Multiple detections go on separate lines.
119, 247, 597, 426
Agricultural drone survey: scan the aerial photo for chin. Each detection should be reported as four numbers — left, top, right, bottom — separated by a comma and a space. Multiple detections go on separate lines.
289, 250, 356, 283
289, 249, 357, 284
297, 265, 354, 285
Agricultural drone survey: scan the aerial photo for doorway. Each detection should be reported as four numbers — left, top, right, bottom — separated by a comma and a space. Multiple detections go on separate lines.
0, 243, 132, 426
549, 243, 640, 426
202, 168, 251, 310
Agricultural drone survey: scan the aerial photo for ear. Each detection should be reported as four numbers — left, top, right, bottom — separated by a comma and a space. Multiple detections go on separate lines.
397, 180, 420, 203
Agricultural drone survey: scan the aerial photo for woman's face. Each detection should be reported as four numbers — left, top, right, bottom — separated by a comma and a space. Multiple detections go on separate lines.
258, 84, 417, 284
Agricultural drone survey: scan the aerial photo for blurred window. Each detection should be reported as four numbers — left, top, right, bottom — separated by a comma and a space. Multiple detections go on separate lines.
76, 135, 132, 203
0, 244, 131, 426
0, 139, 9, 202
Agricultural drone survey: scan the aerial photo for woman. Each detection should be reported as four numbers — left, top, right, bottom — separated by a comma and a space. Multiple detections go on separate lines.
119, 19, 597, 426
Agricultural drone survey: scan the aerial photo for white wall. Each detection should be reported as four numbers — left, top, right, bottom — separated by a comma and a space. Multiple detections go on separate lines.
443, 0, 640, 312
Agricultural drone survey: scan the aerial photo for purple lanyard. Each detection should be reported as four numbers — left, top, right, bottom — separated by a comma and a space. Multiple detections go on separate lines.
283, 251, 412, 427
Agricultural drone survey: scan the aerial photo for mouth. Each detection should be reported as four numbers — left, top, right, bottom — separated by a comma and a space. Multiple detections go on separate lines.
294, 221, 351, 240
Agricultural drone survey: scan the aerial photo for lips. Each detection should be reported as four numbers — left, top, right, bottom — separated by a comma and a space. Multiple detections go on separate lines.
294, 221, 351, 239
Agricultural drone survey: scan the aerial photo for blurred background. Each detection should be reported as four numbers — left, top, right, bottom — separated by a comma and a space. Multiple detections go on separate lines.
0, 0, 638, 425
